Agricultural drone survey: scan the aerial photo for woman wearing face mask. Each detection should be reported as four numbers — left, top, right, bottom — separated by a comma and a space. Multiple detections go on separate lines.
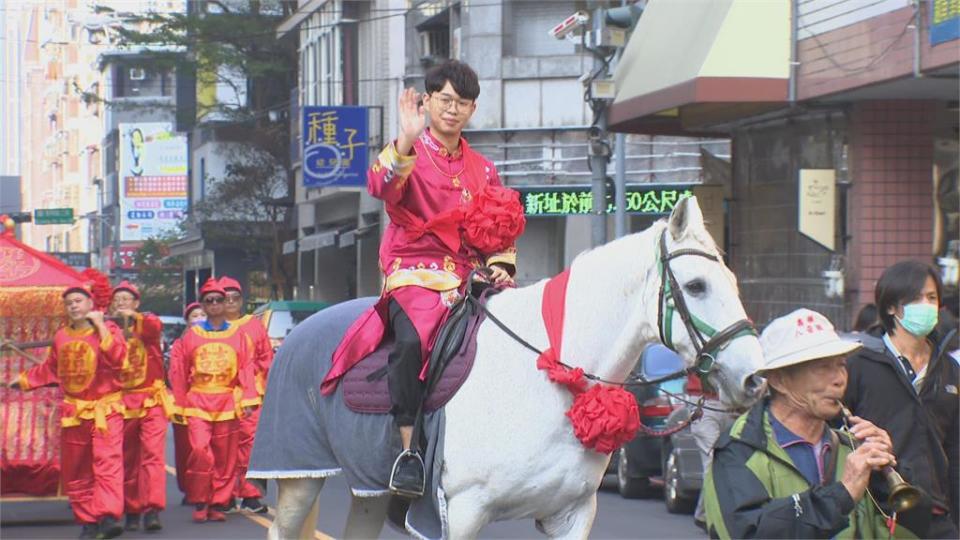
843, 260, 959, 538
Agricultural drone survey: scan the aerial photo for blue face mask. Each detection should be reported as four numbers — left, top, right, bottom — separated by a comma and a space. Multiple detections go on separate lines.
896, 303, 938, 337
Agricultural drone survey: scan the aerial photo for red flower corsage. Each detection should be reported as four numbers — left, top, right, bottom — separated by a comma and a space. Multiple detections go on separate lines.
463, 185, 526, 253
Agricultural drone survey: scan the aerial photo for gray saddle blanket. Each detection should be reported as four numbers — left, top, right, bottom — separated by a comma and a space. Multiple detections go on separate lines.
247, 297, 451, 539
342, 299, 483, 414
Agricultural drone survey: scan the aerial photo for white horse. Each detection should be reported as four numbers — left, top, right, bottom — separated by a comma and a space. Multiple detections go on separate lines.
262, 196, 765, 539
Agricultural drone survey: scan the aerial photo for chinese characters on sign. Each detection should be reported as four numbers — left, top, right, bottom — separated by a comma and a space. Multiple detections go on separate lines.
118, 122, 188, 242
931, 0, 960, 45
517, 185, 695, 217
302, 106, 369, 188
34, 208, 74, 224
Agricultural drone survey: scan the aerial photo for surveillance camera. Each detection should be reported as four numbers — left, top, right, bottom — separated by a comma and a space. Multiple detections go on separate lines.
548, 11, 589, 40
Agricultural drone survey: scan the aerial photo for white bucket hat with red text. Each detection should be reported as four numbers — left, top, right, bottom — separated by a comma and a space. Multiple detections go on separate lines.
758, 308, 862, 373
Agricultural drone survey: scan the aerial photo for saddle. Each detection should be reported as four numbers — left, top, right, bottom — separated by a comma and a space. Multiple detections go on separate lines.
342, 286, 495, 414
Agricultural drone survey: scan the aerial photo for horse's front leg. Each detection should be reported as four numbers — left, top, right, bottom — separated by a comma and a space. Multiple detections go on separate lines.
269, 478, 324, 540
535, 493, 597, 539
446, 490, 490, 539
343, 494, 389, 539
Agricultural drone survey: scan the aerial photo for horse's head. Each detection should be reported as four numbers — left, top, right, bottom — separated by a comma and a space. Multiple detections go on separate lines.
651, 196, 765, 408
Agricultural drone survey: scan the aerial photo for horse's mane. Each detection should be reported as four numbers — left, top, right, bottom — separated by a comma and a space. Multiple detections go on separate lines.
567, 216, 740, 295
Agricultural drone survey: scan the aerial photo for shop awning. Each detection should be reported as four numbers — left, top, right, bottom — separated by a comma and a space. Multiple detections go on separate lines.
608, 0, 790, 135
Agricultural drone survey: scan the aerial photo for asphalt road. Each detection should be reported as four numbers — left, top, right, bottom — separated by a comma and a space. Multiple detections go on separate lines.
1, 428, 707, 539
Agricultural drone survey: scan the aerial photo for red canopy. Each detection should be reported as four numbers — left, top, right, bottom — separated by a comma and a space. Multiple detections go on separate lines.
0, 220, 83, 498
0, 227, 84, 287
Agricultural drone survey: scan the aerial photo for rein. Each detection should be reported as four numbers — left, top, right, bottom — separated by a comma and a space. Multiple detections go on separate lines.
467, 228, 757, 430
467, 293, 689, 389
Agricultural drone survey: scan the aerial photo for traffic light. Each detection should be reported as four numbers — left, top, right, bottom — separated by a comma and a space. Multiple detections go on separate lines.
605, 176, 617, 211
7, 212, 32, 223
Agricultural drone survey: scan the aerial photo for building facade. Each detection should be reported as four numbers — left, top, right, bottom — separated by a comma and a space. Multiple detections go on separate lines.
281, 0, 725, 303
610, 0, 959, 327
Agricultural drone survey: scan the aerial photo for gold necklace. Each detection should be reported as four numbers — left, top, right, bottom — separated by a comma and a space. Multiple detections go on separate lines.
422, 142, 467, 188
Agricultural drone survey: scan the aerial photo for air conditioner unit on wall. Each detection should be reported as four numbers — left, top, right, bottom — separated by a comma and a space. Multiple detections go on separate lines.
420, 32, 434, 59
419, 30, 448, 63
128, 67, 146, 81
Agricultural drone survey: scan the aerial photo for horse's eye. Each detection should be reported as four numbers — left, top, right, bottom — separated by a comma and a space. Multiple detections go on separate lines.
685, 279, 707, 296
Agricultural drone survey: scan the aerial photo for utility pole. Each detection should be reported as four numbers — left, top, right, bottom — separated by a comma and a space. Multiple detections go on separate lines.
581, 2, 643, 247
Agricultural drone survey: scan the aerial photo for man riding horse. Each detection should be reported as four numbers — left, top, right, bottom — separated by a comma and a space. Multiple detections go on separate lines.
320, 60, 524, 497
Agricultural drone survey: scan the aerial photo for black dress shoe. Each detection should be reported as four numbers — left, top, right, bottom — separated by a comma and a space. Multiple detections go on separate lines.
212, 498, 238, 513
124, 513, 139, 531
143, 511, 162, 532
240, 497, 268, 514
389, 450, 425, 498
78, 524, 98, 539
97, 516, 123, 539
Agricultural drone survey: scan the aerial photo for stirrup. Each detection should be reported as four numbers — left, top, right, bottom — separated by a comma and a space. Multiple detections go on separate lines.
389, 450, 425, 499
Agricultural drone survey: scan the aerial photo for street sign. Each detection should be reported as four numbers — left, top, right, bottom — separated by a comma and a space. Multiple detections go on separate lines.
302, 106, 369, 188
50, 252, 91, 270
34, 208, 74, 224
516, 184, 695, 217
798, 169, 836, 251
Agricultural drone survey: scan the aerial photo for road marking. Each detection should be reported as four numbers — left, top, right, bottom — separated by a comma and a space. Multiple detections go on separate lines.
164, 464, 332, 540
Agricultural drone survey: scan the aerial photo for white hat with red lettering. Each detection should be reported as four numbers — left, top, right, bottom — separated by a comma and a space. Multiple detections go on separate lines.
758, 308, 861, 372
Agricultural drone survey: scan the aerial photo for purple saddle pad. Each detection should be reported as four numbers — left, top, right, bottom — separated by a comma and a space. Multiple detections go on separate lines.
342, 304, 485, 414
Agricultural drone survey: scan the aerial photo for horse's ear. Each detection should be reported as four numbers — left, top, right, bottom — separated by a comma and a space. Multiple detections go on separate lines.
668, 195, 705, 240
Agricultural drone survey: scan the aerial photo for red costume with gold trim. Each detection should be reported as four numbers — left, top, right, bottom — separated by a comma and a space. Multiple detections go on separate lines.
233, 313, 273, 499
170, 302, 203, 496
322, 130, 520, 394
168, 323, 259, 507
118, 311, 171, 515
17, 322, 127, 525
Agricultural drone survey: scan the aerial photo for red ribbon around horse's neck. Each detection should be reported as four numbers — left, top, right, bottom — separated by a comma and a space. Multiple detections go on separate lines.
536, 269, 641, 454
536, 269, 588, 393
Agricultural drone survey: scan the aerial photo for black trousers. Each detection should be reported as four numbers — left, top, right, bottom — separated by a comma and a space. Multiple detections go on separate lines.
387, 300, 425, 427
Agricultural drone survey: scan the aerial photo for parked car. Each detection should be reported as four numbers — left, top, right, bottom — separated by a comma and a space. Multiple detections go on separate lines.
661, 400, 702, 513
606, 343, 686, 499
253, 300, 331, 350
659, 373, 724, 514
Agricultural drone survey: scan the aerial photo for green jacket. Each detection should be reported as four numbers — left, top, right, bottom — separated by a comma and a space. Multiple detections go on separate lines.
703, 400, 916, 539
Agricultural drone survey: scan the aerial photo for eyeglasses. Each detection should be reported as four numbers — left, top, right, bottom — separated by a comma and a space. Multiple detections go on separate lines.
431, 94, 473, 113
225, 294, 242, 303
203, 297, 224, 305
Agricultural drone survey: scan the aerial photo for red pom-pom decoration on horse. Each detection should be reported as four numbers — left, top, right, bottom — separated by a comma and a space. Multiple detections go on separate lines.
566, 384, 641, 454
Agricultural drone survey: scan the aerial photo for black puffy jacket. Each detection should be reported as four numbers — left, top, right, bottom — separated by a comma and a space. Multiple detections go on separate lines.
842, 327, 959, 519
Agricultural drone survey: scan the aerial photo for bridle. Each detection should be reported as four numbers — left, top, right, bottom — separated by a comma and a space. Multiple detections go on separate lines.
656, 229, 757, 383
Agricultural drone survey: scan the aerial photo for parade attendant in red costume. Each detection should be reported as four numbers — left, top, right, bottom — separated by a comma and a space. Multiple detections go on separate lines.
9, 284, 128, 539
171, 302, 205, 504
219, 276, 272, 513
322, 60, 524, 497
168, 278, 260, 523
110, 280, 171, 532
